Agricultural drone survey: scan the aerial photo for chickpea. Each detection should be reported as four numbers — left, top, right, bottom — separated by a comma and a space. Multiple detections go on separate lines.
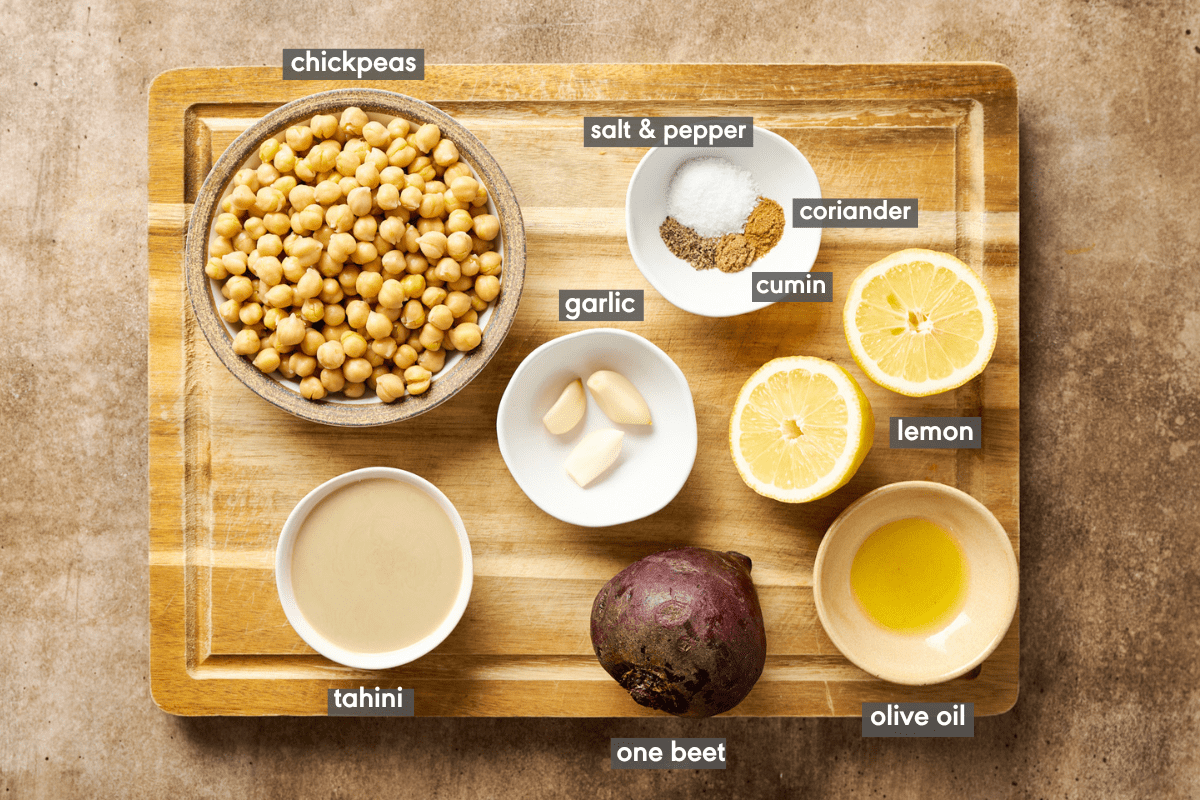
294, 159, 317, 183
229, 185, 256, 212
356, 271, 383, 301
448, 323, 482, 351
399, 185, 423, 212
346, 186, 373, 218
412, 123, 441, 153
416, 217, 444, 236
388, 142, 417, 169
428, 304, 454, 331
396, 273, 424, 299
273, 144, 297, 174
234, 168, 261, 191
401, 299, 427, 330
445, 291, 472, 318
459, 254, 481, 278
343, 299, 370, 330
478, 251, 503, 276
354, 162, 380, 190
472, 184, 489, 207
287, 352, 316, 378
431, 257, 461, 283
404, 365, 433, 395
376, 182, 400, 211
338, 263, 361, 295
474, 274, 501, 302
351, 241, 378, 265
293, 268, 322, 300
335, 150, 361, 178
265, 213, 293, 237
363, 350, 385, 369
419, 323, 444, 351
448, 276, 474, 293
325, 322, 350, 342
263, 284, 293, 308
342, 381, 366, 398
402, 225, 421, 254
357, 119, 387, 147
299, 375, 326, 400
376, 278, 406, 309
214, 212, 242, 238
251, 256, 282, 288
418, 192, 445, 219
366, 310, 393, 339
314, 179, 342, 205
379, 218, 407, 247
432, 138, 459, 167
230, 328, 259, 356
338, 356, 370, 383
222, 251, 250, 276
224, 275, 252, 303
371, 337, 398, 360
381, 117, 408, 140
276, 314, 307, 346
405, 253, 429, 274
377, 303, 401, 322
301, 298, 324, 323
472, 214, 500, 241
297, 204, 325, 232
323, 302, 346, 326
417, 231, 448, 260
393, 344, 419, 369
339, 107, 369, 138
326, 204, 355, 233
410, 155, 435, 179
327, 232, 357, 263
405, 332, 425, 353
442, 192, 467, 214
239, 302, 264, 326
205, 258, 229, 281
253, 347, 280, 373
316, 339, 346, 370
459, 309, 479, 325
262, 307, 287, 330
446, 231, 473, 261
309, 114, 336, 139
421, 287, 448, 308
370, 372, 404, 403
418, 347, 446, 373
447, 175, 477, 203
353, 215, 378, 242
446, 209, 474, 234
341, 331, 369, 359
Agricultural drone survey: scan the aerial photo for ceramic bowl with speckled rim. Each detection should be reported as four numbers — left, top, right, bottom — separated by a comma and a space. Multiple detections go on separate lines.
184, 89, 525, 427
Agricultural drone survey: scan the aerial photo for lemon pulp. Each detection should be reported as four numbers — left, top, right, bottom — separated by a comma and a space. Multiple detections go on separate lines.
850, 518, 967, 632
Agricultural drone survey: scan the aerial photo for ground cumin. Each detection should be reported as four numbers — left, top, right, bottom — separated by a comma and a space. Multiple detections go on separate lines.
659, 216, 717, 271
744, 197, 784, 258
715, 234, 756, 273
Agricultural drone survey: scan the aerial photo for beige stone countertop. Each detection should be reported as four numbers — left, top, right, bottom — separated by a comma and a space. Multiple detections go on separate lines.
2, 2, 1197, 797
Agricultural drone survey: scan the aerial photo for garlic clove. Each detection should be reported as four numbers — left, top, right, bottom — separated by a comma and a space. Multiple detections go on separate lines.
565, 428, 624, 488
542, 379, 586, 435
586, 370, 652, 426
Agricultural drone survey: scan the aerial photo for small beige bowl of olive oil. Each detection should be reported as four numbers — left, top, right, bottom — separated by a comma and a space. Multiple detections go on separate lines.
813, 481, 1018, 686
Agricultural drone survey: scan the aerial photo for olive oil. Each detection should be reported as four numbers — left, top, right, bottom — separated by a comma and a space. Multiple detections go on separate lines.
850, 518, 967, 632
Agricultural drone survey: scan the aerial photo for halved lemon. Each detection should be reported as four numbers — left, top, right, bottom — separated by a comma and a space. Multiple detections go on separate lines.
729, 357, 874, 503
843, 249, 998, 397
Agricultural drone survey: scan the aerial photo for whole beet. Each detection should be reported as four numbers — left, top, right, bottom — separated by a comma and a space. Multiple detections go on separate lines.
590, 547, 766, 717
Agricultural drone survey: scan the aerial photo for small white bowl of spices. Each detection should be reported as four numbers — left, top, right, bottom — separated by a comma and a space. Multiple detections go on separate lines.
625, 127, 822, 318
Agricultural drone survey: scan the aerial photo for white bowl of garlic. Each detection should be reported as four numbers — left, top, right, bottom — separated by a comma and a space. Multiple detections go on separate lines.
496, 328, 697, 527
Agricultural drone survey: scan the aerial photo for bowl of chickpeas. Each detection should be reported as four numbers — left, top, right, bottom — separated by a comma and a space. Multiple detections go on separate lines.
185, 89, 525, 426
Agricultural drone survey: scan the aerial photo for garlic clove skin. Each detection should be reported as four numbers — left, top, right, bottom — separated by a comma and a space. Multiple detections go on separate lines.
586, 370, 652, 426
542, 379, 586, 435
565, 428, 624, 488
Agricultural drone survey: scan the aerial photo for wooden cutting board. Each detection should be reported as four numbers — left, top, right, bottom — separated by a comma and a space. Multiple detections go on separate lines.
148, 64, 1018, 716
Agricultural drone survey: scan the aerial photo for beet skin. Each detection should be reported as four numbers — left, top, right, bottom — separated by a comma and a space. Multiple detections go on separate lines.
589, 547, 767, 717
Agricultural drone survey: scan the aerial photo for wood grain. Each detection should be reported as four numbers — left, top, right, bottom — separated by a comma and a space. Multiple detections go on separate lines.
149, 64, 1019, 716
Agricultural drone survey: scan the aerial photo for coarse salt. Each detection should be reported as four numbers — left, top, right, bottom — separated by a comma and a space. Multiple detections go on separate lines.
665, 157, 759, 238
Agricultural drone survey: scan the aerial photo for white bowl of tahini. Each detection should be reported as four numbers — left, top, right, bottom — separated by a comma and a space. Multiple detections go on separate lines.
275, 467, 473, 670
